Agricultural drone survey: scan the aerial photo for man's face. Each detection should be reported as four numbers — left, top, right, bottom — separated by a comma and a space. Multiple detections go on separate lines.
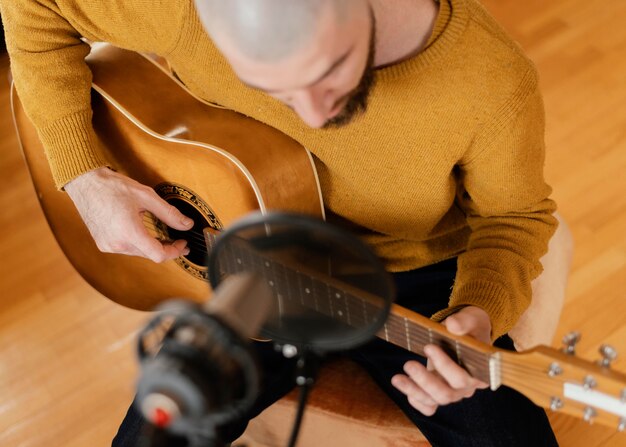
216, 4, 375, 129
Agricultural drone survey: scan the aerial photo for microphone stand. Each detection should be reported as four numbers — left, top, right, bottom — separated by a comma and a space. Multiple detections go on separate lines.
284, 347, 321, 447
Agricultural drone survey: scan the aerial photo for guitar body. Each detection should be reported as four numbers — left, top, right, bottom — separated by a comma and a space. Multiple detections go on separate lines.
11, 44, 324, 310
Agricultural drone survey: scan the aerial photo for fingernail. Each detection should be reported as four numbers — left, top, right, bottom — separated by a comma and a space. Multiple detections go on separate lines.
181, 217, 193, 227
183, 248, 190, 256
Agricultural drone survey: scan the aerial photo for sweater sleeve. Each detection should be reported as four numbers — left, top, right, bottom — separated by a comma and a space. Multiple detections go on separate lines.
0, 0, 107, 188
431, 74, 557, 340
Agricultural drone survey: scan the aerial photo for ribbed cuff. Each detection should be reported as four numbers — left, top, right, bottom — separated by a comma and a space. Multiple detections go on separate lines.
38, 110, 109, 189
431, 279, 520, 341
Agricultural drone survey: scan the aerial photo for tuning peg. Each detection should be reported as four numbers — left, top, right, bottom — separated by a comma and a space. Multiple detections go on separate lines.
598, 344, 618, 368
583, 375, 597, 390
550, 397, 564, 411
548, 362, 563, 377
619, 418, 626, 432
583, 406, 597, 423
562, 331, 581, 355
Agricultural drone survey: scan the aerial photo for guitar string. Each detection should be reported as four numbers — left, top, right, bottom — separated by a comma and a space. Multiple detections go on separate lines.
149, 244, 608, 391
207, 242, 521, 380
233, 247, 498, 378
219, 245, 549, 383
191, 248, 606, 388
137, 221, 612, 391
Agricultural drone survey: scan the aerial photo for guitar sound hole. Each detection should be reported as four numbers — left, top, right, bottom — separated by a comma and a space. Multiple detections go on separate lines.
164, 198, 210, 267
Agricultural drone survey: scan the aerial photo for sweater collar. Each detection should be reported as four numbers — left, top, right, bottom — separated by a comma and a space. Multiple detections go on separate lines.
375, 0, 469, 83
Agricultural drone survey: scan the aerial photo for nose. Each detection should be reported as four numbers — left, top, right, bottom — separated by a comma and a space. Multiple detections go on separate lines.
291, 88, 335, 128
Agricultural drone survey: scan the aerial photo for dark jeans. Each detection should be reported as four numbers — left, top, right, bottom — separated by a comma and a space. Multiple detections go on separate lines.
113, 258, 558, 447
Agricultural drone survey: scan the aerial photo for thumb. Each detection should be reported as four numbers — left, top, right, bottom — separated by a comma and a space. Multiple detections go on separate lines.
442, 307, 492, 344
144, 191, 194, 231
442, 313, 470, 336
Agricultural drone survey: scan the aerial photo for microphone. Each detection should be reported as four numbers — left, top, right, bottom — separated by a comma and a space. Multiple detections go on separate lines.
134, 273, 273, 446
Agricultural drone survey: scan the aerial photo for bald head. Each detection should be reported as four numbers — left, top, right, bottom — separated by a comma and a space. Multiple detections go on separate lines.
194, 0, 365, 62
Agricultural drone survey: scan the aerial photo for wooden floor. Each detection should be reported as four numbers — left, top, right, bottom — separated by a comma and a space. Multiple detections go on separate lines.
0, 0, 625, 445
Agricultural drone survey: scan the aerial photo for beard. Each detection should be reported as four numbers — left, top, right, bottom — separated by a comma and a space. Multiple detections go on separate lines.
323, 21, 377, 129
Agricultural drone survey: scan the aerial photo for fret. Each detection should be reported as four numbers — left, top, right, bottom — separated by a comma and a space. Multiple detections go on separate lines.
344, 294, 351, 326
327, 285, 349, 326
228, 239, 242, 271
296, 273, 316, 313
384, 314, 410, 350
297, 270, 307, 307
342, 288, 382, 329
222, 238, 238, 277
359, 296, 385, 328
303, 270, 320, 312
305, 275, 333, 320
274, 263, 297, 302
404, 318, 411, 352
312, 277, 334, 320
262, 259, 274, 288
269, 260, 292, 321
361, 299, 368, 328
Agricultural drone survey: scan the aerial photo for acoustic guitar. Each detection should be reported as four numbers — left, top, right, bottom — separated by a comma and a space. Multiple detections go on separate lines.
11, 44, 626, 432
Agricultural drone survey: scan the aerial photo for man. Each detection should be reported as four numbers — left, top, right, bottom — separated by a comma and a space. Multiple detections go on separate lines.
0, 0, 568, 445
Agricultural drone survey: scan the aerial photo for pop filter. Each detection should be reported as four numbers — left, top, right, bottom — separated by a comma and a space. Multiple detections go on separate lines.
208, 212, 394, 354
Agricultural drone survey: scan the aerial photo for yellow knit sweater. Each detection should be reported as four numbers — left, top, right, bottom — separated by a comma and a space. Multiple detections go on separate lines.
0, 0, 557, 339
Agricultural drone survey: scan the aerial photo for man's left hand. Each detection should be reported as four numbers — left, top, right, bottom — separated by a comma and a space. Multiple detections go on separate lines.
390, 306, 492, 416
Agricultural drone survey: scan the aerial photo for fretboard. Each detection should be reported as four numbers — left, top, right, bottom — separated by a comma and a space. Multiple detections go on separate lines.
205, 231, 495, 385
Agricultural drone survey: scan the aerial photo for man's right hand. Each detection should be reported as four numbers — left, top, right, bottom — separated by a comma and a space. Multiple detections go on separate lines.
64, 167, 194, 263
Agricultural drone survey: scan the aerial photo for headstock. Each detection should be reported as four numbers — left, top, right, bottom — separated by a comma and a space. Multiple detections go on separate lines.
499, 332, 626, 431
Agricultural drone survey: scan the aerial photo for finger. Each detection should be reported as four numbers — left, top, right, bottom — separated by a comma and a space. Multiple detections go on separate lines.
167, 239, 191, 256
424, 345, 474, 390
407, 395, 438, 416
425, 346, 488, 393
442, 314, 468, 336
159, 238, 191, 258
404, 362, 473, 405
140, 188, 194, 231
402, 360, 458, 405
391, 374, 438, 416
391, 374, 437, 407
443, 308, 492, 343
129, 221, 187, 263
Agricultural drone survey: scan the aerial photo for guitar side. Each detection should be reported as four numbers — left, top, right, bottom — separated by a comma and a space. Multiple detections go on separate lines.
11, 44, 324, 310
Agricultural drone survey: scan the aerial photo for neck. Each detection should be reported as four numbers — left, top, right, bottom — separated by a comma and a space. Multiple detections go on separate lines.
371, 0, 440, 68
